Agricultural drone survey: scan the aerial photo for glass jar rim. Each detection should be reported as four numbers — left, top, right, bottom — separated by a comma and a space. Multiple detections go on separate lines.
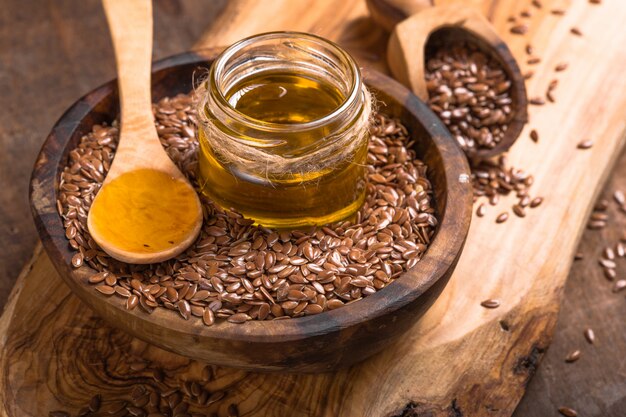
208, 31, 363, 133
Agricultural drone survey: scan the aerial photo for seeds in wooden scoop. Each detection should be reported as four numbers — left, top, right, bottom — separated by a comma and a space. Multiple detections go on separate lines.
424, 41, 514, 154
57, 93, 437, 326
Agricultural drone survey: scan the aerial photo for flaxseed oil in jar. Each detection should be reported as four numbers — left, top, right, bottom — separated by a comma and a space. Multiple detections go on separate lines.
197, 32, 371, 229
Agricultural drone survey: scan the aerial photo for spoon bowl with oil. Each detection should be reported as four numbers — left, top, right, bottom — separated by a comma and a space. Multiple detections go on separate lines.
87, 0, 202, 264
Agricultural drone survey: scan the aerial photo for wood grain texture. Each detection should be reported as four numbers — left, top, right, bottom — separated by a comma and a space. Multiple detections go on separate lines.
30, 50, 472, 371
514, 148, 626, 417
3, 0, 626, 416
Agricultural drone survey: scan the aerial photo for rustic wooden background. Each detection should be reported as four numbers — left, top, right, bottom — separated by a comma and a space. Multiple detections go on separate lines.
1, 0, 624, 415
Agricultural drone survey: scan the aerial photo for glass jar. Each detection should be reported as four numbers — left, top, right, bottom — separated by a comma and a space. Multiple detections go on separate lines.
196, 32, 371, 229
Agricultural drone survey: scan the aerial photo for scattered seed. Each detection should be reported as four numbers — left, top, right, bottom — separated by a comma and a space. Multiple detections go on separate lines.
530, 130, 539, 143
565, 349, 581, 362
525, 44, 533, 55
574, 252, 584, 261
481, 299, 500, 308
496, 213, 509, 223
551, 9, 566, 15
555, 63, 569, 72
510, 24, 529, 35
578, 140, 594, 149
612, 279, 626, 292
530, 97, 546, 105
604, 267, 616, 281
599, 259, 617, 269
531, 0, 542, 8
513, 205, 526, 218
614, 191, 625, 205
558, 406, 578, 417
584, 328, 595, 344
476, 204, 486, 217
570, 27, 583, 36
527, 57, 541, 65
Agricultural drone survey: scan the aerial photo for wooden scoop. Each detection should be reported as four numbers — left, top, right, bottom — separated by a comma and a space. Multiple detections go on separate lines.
87, 0, 202, 264
367, 0, 528, 158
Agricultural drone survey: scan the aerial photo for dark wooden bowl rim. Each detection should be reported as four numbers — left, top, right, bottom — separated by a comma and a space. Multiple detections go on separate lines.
30, 49, 472, 346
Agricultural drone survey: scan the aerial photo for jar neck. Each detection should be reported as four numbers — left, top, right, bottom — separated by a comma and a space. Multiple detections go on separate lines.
204, 32, 366, 144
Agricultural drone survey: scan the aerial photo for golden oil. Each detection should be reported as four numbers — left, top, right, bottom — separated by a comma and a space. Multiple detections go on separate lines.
197, 32, 370, 229
89, 169, 200, 253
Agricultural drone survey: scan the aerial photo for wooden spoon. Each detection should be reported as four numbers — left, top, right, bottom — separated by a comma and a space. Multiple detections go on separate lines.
368, 0, 528, 158
87, 0, 202, 264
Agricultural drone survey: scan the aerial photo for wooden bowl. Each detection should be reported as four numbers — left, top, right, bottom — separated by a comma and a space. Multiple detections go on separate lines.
30, 49, 473, 372
383, 4, 529, 158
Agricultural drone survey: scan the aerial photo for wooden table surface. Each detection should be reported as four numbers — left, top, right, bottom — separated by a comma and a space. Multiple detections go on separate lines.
1, 1, 624, 416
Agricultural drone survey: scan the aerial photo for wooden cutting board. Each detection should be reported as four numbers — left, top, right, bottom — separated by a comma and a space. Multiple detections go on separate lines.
2, 0, 626, 416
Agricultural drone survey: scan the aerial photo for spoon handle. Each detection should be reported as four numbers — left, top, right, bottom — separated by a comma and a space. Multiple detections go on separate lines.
102, 0, 155, 140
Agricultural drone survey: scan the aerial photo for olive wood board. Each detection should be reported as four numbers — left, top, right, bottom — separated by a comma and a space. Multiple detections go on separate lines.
2, 0, 626, 416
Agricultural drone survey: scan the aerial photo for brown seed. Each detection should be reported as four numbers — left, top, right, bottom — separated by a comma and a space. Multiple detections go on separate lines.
202, 308, 215, 326
584, 328, 595, 344
510, 24, 529, 35
126, 294, 139, 310
558, 406, 578, 417
529, 97, 546, 105
612, 279, 626, 292
529, 197, 542, 208
476, 204, 486, 217
614, 190, 625, 205
177, 300, 191, 320
604, 267, 616, 281
565, 349, 581, 362
525, 44, 533, 55
570, 27, 583, 36
480, 299, 500, 309
527, 57, 541, 65
555, 63, 569, 72
227, 313, 251, 324
496, 213, 509, 224
531, 0, 542, 8
88, 271, 108, 284
574, 252, 584, 261
551, 9, 566, 15
599, 259, 616, 268
71, 253, 83, 268
577, 139, 593, 149
95, 285, 115, 296
530, 129, 539, 143
512, 205, 526, 218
